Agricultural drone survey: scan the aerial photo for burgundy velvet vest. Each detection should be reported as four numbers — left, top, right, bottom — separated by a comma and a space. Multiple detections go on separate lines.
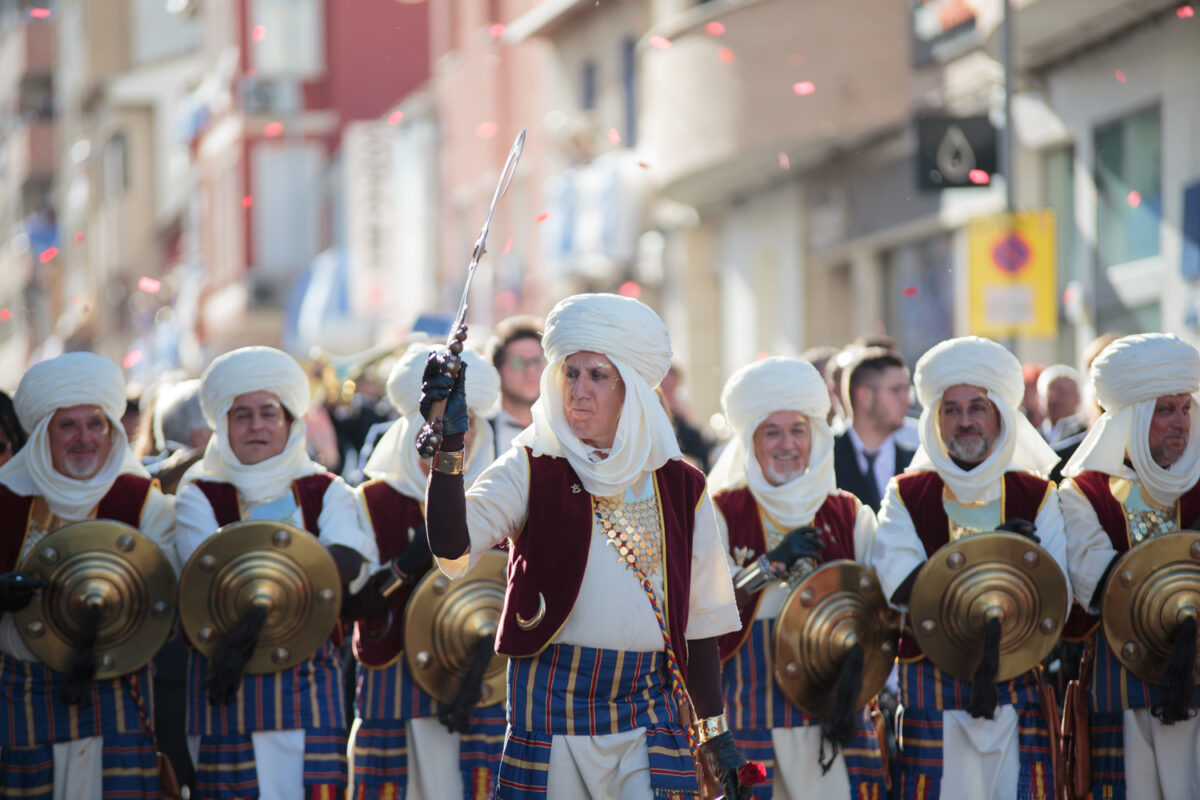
493, 449, 706, 680
1062, 470, 1200, 639
0, 474, 155, 571
353, 480, 427, 667
712, 486, 859, 661
193, 473, 334, 529
895, 470, 1051, 660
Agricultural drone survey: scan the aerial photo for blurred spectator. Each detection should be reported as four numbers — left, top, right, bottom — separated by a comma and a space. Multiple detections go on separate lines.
801, 345, 841, 424
122, 393, 143, 446
487, 315, 545, 456
833, 347, 915, 512
1047, 331, 1125, 483
1021, 363, 1046, 431
147, 379, 211, 494
0, 390, 27, 467
1037, 365, 1086, 449
660, 362, 714, 471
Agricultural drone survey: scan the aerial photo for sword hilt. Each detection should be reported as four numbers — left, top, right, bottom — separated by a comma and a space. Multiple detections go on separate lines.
416, 325, 469, 458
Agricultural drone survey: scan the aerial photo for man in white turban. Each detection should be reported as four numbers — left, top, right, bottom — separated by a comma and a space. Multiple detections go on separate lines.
421, 294, 762, 799
869, 336, 1068, 799
174, 346, 379, 800
346, 343, 506, 800
708, 356, 886, 798
0, 351, 176, 799
1059, 333, 1200, 800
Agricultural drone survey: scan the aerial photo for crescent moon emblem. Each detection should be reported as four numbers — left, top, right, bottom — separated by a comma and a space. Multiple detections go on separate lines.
515, 592, 546, 630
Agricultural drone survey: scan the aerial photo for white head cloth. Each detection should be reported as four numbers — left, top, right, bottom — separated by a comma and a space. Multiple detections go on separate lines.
1063, 334, 1200, 505
364, 344, 501, 496
1037, 364, 1080, 404
0, 352, 148, 520
709, 357, 836, 527
513, 293, 681, 497
191, 346, 320, 502
909, 336, 1059, 502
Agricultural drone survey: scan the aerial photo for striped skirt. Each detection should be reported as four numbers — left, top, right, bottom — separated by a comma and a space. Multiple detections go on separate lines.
723, 617, 886, 799
352, 656, 505, 800
0, 654, 159, 798
895, 660, 1055, 800
499, 644, 697, 800
186, 639, 348, 799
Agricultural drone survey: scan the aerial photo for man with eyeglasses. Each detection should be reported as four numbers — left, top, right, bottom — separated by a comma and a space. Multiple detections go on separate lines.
487, 315, 545, 456
833, 348, 915, 512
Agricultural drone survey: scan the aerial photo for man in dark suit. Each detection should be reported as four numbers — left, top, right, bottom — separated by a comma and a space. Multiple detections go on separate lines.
833, 347, 915, 511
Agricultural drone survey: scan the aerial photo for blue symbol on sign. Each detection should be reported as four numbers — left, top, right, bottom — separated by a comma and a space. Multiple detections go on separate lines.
992, 234, 1031, 274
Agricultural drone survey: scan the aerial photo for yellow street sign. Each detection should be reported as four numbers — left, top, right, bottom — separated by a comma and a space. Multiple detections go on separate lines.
967, 210, 1057, 338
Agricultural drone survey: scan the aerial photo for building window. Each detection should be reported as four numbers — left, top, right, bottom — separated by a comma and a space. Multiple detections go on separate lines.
621, 37, 636, 148
1094, 105, 1160, 270
104, 133, 129, 199
882, 232, 955, 367
250, 0, 324, 77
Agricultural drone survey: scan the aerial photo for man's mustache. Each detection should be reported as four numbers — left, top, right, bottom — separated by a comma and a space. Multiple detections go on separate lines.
953, 426, 983, 437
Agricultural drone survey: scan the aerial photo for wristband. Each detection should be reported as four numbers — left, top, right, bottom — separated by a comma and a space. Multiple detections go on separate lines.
692, 712, 729, 745
431, 449, 464, 475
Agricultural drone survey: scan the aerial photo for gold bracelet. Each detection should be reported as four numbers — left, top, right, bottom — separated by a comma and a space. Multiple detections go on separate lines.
692, 712, 729, 745
431, 449, 465, 475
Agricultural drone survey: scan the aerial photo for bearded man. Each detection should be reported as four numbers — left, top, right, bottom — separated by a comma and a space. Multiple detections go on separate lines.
0, 352, 177, 798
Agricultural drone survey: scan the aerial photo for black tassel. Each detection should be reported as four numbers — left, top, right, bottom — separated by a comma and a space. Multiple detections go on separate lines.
1153, 615, 1198, 725
818, 642, 864, 774
60, 604, 104, 706
967, 616, 1002, 719
439, 636, 496, 734
205, 605, 269, 706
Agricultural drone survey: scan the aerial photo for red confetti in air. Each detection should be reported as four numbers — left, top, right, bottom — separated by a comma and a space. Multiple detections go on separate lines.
71, 295, 85, 306
242, 195, 253, 209
388, 110, 404, 125
718, 47, 734, 64
252, 24, 265, 42
637, 161, 650, 169
649, 35, 671, 50
607, 128, 621, 145
902, 286, 919, 298
476, 121, 498, 139
778, 153, 790, 170
969, 169, 990, 185
792, 81, 816, 96
74, 232, 84, 243
502, 235, 514, 254
138, 276, 162, 294
618, 281, 641, 299
123, 350, 143, 369
1127, 190, 1142, 208
39, 247, 58, 264
705, 21, 725, 36
0, 309, 10, 322
535, 213, 549, 223
488, 23, 505, 37
1178, 5, 1194, 18
29, 7, 49, 18
263, 121, 284, 138
1062, 285, 1079, 305
1115, 70, 1126, 83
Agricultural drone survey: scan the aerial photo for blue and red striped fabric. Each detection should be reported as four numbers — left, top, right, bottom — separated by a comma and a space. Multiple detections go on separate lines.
723, 617, 886, 799
498, 644, 698, 799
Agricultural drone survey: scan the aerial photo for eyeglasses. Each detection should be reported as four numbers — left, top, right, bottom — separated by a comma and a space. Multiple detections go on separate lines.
505, 355, 546, 371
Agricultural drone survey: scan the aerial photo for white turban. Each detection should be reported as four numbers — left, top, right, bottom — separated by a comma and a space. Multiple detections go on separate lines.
1064, 334, 1200, 505
515, 293, 681, 496
709, 357, 837, 526
365, 344, 501, 495
1037, 364, 1080, 404
189, 346, 320, 502
0, 352, 148, 520
909, 336, 1059, 502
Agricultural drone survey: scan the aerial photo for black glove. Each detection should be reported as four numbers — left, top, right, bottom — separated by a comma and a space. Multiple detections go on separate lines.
419, 352, 469, 439
342, 529, 433, 622
0, 572, 44, 613
997, 517, 1040, 543
765, 526, 824, 569
698, 730, 759, 800
890, 563, 923, 607
393, 526, 432, 578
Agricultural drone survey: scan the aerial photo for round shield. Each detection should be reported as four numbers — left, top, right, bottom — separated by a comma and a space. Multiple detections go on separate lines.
909, 532, 1068, 682
178, 521, 342, 673
15, 520, 177, 679
404, 550, 507, 706
1101, 531, 1200, 684
773, 560, 901, 717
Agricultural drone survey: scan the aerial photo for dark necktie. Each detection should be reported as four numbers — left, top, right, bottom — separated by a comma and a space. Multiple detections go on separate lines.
861, 449, 881, 510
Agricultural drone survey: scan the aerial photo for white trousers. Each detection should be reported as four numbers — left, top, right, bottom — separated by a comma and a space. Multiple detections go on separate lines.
768, 726, 851, 800
939, 706, 1020, 800
544, 728, 654, 800
347, 716, 466, 800
1123, 708, 1200, 800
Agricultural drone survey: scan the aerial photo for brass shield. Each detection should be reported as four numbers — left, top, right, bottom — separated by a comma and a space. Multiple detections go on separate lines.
178, 521, 342, 673
773, 560, 901, 717
404, 550, 507, 706
15, 520, 177, 679
1101, 531, 1200, 684
909, 532, 1069, 682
